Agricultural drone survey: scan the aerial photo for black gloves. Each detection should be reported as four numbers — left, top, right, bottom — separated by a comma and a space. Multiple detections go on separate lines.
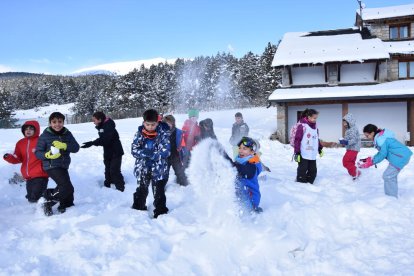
81, 141, 94, 148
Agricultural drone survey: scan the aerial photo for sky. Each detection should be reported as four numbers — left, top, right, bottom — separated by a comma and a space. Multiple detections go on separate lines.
0, 0, 413, 75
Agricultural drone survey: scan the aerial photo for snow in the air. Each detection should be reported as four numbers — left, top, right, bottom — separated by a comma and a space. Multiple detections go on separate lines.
1, 106, 414, 275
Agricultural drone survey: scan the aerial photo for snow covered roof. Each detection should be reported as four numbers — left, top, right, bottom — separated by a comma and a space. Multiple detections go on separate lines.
268, 80, 414, 102
272, 32, 389, 67
358, 4, 414, 21
383, 41, 414, 55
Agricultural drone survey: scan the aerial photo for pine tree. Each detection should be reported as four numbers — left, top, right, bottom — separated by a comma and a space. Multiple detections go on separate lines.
0, 88, 17, 128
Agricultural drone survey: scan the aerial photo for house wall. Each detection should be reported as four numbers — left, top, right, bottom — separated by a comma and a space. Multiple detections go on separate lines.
284, 101, 408, 144
288, 104, 342, 142
388, 59, 399, 80
349, 102, 407, 142
292, 66, 325, 85
367, 22, 414, 40
341, 63, 376, 83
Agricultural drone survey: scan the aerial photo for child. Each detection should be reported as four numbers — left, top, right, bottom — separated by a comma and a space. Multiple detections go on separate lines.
359, 124, 412, 198
229, 112, 249, 158
293, 109, 323, 184
3, 120, 48, 202
131, 109, 170, 218
199, 118, 217, 140
35, 112, 80, 215
181, 108, 201, 167
80, 111, 125, 192
339, 113, 361, 179
163, 115, 189, 186
234, 136, 263, 213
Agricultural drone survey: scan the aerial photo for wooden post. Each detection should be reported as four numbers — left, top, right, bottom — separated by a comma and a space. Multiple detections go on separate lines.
342, 102, 348, 137
408, 100, 414, 146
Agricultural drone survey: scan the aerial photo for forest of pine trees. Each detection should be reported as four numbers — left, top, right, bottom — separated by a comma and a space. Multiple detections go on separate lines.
0, 43, 280, 126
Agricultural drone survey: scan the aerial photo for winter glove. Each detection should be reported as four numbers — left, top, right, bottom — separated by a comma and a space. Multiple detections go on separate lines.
52, 140, 67, 151
45, 151, 61, 159
358, 157, 373, 169
80, 141, 94, 148
319, 150, 324, 158
339, 139, 348, 145
3, 153, 9, 159
294, 153, 301, 163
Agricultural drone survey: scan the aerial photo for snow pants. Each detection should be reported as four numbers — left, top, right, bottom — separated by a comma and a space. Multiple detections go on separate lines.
342, 150, 359, 177
45, 168, 74, 208
168, 154, 188, 186
26, 177, 48, 202
383, 164, 400, 198
133, 172, 168, 218
296, 158, 317, 184
104, 156, 125, 191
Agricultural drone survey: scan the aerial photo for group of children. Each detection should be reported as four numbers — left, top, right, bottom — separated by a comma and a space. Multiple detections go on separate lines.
4, 109, 263, 217
5, 107, 412, 218
292, 108, 413, 198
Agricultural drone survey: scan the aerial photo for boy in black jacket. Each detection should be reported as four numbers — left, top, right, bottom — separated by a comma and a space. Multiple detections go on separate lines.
81, 111, 125, 192
35, 112, 80, 215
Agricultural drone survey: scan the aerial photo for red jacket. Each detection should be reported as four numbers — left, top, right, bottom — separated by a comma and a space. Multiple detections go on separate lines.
182, 119, 201, 151
3, 120, 48, 180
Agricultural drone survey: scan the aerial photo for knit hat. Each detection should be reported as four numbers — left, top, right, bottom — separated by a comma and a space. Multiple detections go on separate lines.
188, 109, 199, 118
235, 112, 243, 118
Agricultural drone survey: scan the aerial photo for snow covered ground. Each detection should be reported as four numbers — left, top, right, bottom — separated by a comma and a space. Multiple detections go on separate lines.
1, 106, 414, 275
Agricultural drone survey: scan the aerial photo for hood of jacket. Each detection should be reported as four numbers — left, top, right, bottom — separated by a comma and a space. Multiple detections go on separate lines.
374, 129, 395, 148
21, 120, 41, 138
343, 113, 356, 129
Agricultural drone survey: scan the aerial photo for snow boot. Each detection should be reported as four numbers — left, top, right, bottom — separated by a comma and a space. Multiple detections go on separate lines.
42, 201, 57, 216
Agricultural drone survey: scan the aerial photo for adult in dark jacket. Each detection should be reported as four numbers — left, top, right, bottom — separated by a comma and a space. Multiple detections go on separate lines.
35, 112, 80, 215
80, 112, 125, 192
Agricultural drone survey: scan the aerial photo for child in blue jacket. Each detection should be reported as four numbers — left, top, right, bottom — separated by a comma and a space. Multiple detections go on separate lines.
234, 136, 263, 213
131, 109, 171, 218
359, 124, 412, 198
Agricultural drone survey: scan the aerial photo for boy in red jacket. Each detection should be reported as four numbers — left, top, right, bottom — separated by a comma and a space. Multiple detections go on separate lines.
3, 120, 48, 202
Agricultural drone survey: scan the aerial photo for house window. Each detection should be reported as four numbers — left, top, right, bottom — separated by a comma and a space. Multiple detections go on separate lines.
389, 25, 410, 40
398, 61, 414, 79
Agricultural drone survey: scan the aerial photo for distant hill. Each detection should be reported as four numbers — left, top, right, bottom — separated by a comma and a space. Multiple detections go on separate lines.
72, 57, 178, 76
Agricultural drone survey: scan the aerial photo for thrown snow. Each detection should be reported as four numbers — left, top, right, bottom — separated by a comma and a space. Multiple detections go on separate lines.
1, 106, 414, 274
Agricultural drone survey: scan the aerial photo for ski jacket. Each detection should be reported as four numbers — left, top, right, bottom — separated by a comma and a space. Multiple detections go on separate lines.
229, 121, 249, 146
3, 120, 48, 180
35, 127, 80, 171
92, 118, 124, 159
131, 124, 170, 181
294, 117, 323, 159
372, 129, 412, 170
343, 113, 361, 152
182, 119, 200, 151
235, 154, 262, 209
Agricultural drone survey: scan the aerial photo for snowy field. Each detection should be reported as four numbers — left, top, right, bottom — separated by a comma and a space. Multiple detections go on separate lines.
1, 106, 414, 275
